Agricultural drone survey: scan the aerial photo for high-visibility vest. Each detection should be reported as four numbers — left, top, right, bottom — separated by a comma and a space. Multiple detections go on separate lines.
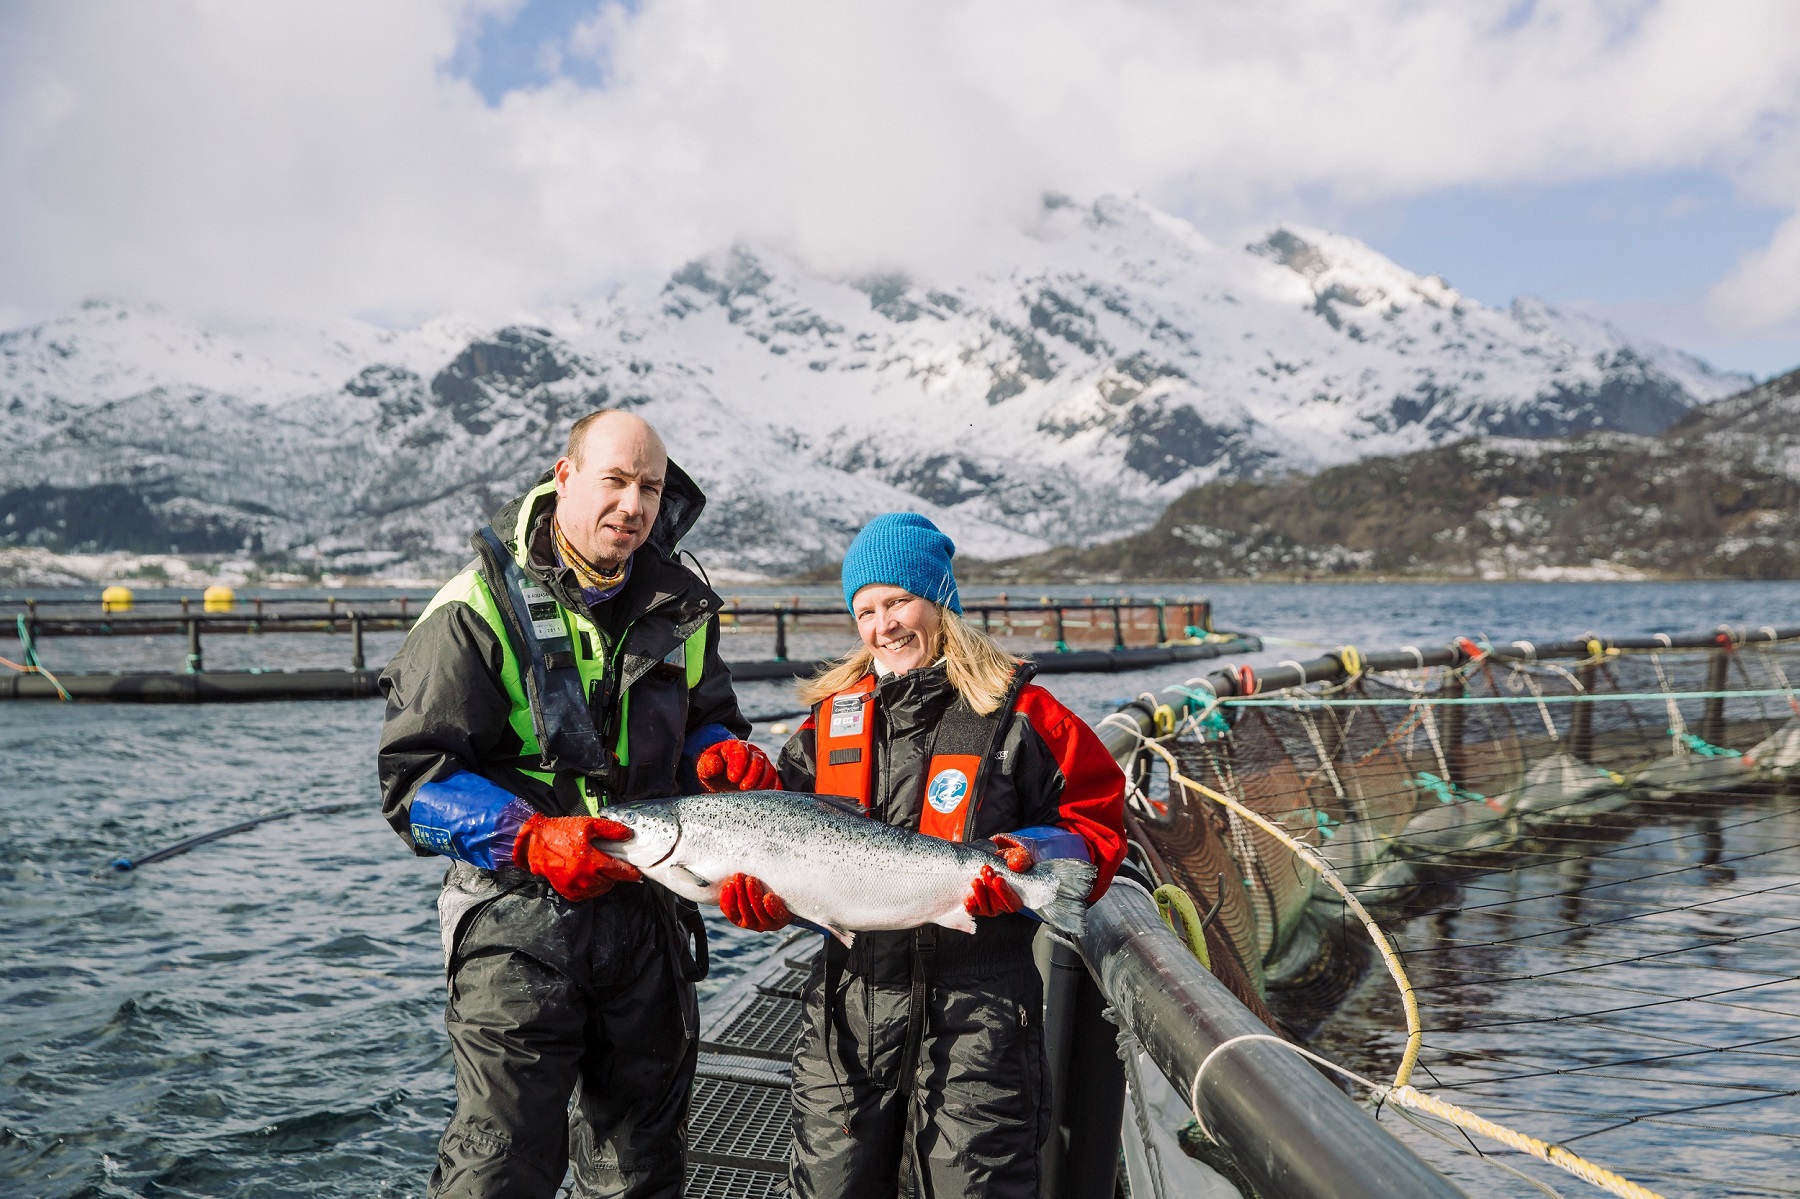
417, 480, 710, 814
811, 665, 1032, 842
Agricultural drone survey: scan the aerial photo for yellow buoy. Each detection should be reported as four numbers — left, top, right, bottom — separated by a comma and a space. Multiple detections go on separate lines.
101, 585, 134, 613
769, 722, 791, 736
203, 585, 236, 612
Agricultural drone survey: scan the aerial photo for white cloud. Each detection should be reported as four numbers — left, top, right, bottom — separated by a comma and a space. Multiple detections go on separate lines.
2, 0, 1799, 333
1709, 211, 1800, 333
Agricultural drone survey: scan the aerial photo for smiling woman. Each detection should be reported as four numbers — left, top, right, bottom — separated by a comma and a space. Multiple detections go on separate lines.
729, 512, 1129, 1198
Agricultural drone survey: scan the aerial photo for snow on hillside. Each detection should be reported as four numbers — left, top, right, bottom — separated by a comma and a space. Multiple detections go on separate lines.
0, 194, 1751, 581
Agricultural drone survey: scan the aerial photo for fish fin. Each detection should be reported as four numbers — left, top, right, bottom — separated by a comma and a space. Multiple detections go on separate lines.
826, 923, 856, 948
1035, 858, 1097, 938
674, 864, 712, 889
937, 907, 978, 936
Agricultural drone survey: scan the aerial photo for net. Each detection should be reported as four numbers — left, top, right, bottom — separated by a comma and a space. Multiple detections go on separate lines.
1122, 630, 1800, 1198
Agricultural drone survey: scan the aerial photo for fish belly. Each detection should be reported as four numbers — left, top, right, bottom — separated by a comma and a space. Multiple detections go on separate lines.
668, 823, 981, 934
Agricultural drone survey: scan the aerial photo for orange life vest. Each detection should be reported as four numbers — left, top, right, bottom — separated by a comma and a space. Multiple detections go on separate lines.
810, 667, 1029, 842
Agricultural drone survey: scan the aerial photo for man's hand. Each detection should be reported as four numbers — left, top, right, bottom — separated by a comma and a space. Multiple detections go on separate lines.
966, 834, 1035, 917
718, 873, 791, 931
695, 740, 781, 792
514, 814, 641, 902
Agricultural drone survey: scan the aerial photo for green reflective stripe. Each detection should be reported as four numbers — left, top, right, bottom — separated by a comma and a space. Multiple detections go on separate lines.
684, 626, 706, 689
614, 687, 630, 767
512, 480, 557, 553
419, 569, 538, 757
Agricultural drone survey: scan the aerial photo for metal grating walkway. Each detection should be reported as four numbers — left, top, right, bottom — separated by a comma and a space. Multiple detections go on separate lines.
684, 1161, 788, 1199
689, 1076, 791, 1168
686, 931, 820, 1196
700, 988, 809, 1061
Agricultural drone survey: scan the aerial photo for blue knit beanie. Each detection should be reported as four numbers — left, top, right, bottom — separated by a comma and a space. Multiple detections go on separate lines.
840, 513, 962, 614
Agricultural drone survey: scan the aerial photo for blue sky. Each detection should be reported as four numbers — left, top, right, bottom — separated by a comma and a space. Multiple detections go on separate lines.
1337, 173, 1795, 377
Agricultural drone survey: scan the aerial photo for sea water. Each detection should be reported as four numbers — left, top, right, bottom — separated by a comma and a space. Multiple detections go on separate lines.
3, 581, 1797, 1196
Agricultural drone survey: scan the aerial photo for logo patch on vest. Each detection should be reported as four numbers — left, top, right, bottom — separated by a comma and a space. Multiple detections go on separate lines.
926, 768, 970, 814
830, 693, 866, 737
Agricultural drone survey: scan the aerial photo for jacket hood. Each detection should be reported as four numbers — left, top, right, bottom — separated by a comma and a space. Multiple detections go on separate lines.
490, 457, 708, 562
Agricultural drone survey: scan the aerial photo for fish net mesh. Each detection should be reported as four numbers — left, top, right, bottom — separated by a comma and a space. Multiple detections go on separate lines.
1128, 637, 1800, 1198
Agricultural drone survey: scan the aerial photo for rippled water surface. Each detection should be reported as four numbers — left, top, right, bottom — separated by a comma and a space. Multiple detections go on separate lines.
4, 581, 1798, 1197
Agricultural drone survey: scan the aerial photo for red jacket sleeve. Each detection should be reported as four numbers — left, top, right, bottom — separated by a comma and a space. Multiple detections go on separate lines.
1015, 685, 1128, 901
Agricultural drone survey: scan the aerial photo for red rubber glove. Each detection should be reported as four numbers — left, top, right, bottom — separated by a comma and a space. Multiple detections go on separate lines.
989, 833, 1037, 873
966, 865, 1026, 918
718, 873, 792, 931
513, 814, 641, 902
695, 740, 781, 792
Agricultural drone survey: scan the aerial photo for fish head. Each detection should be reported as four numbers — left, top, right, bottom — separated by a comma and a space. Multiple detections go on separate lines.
604, 801, 681, 868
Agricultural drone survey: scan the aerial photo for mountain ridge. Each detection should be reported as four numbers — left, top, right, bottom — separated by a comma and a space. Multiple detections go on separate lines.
966, 366, 1800, 584
0, 194, 1754, 585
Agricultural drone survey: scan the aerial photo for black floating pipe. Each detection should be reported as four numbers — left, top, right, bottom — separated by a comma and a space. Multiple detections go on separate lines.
108, 801, 357, 872
1081, 881, 1462, 1199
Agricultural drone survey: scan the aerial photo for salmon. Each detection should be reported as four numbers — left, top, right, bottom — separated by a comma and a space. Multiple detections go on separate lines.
605, 791, 1096, 943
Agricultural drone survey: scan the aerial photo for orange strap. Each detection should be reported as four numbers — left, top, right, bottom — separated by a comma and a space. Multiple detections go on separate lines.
812, 674, 877, 810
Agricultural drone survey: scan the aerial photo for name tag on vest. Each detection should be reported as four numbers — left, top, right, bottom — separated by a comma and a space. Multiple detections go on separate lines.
830, 693, 867, 737
519, 581, 566, 643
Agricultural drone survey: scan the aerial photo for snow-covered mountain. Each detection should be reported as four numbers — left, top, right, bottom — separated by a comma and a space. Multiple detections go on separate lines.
0, 194, 1752, 581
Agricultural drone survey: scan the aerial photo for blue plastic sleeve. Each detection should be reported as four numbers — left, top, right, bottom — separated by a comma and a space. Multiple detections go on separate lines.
1005, 825, 1092, 863
683, 722, 736, 759
1003, 825, 1091, 925
408, 772, 535, 870
679, 723, 738, 792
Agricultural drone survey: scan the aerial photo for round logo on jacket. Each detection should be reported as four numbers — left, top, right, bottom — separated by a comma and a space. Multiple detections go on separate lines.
926, 768, 970, 814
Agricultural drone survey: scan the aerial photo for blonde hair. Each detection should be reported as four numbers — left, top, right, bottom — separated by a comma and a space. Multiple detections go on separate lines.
798, 604, 1022, 716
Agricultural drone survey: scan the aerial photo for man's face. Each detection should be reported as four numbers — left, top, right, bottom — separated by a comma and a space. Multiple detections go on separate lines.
552, 418, 667, 568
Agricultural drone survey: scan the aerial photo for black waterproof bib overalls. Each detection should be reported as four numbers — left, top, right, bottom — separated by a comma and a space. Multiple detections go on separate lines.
780, 663, 1052, 1199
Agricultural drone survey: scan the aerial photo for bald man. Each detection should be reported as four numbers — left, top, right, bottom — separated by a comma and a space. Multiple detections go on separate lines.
379, 411, 776, 1199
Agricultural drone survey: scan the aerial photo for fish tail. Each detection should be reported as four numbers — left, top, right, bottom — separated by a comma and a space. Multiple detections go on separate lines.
1035, 858, 1097, 938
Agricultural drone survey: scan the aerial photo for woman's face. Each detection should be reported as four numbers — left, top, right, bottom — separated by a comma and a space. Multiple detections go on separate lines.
853, 584, 941, 676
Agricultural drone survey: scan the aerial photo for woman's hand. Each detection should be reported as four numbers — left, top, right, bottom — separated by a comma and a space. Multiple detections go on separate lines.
718, 872, 792, 931
965, 866, 1024, 917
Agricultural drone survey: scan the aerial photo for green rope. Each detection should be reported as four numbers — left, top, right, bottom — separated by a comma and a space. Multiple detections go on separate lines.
14, 614, 70, 701
16, 614, 40, 669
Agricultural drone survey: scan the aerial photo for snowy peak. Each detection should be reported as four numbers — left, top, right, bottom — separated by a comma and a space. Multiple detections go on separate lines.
1249, 225, 1460, 319
0, 193, 1758, 581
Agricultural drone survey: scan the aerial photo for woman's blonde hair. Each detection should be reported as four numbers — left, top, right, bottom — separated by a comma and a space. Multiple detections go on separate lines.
797, 603, 1022, 716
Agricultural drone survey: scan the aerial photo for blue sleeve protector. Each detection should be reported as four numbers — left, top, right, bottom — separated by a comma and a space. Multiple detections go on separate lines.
1005, 825, 1092, 863
408, 772, 536, 870
679, 722, 737, 792
1002, 825, 1091, 925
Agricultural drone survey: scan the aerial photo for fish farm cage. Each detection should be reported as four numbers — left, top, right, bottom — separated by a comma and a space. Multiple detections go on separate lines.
0, 594, 1259, 699
1092, 624, 1800, 1199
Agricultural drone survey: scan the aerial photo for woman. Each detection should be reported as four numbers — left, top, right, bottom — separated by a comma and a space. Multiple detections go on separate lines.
712, 512, 1126, 1199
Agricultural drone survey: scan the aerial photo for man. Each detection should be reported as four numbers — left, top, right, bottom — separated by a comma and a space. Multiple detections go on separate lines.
379, 410, 780, 1199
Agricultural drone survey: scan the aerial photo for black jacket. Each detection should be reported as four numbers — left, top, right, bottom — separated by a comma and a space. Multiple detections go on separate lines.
378, 463, 748, 849
777, 662, 1127, 978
